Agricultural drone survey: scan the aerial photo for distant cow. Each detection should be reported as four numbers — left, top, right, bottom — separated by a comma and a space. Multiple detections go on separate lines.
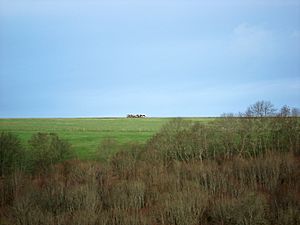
127, 114, 146, 118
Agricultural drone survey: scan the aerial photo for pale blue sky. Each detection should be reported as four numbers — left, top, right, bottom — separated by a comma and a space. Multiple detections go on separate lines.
1, 0, 300, 117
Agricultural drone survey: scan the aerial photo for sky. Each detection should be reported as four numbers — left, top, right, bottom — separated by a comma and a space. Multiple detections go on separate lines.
0, 0, 300, 117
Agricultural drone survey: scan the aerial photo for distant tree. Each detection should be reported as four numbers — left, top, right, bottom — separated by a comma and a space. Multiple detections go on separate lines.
220, 113, 234, 118
291, 107, 300, 117
245, 100, 276, 117
279, 105, 291, 117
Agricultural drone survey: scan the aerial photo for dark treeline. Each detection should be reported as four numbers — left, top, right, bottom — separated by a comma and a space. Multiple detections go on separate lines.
0, 101, 300, 225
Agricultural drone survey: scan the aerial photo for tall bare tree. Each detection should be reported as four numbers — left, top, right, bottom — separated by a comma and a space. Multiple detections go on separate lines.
245, 100, 276, 117
291, 107, 300, 117
279, 105, 291, 117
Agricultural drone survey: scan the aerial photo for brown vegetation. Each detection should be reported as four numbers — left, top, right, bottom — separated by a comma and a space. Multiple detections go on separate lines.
1, 102, 300, 225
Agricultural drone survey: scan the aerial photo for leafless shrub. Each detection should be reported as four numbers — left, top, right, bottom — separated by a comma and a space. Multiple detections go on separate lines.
211, 193, 269, 225
158, 189, 209, 225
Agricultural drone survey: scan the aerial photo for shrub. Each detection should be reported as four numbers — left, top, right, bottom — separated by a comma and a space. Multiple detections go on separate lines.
97, 138, 120, 161
158, 189, 209, 225
211, 193, 269, 225
0, 132, 24, 176
108, 180, 145, 210
0, 171, 28, 207
109, 143, 142, 179
28, 133, 72, 174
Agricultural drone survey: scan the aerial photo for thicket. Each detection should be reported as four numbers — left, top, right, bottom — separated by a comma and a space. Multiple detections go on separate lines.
0, 132, 24, 177
28, 132, 73, 174
0, 101, 299, 225
147, 116, 300, 162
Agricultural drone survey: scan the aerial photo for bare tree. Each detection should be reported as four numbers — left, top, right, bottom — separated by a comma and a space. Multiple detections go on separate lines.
220, 113, 235, 118
279, 105, 291, 117
291, 107, 300, 117
245, 100, 276, 117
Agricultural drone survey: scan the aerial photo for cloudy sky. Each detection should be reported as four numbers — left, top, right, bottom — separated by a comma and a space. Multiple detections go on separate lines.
0, 0, 299, 117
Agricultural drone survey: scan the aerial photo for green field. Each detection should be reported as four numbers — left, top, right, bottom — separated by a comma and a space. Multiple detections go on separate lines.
0, 117, 213, 159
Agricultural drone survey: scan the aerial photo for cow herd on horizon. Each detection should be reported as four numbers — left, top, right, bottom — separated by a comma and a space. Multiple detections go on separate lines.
126, 114, 146, 118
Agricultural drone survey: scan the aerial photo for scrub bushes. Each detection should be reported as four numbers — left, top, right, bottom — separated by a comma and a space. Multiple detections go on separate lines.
1, 115, 299, 225
28, 132, 73, 174
0, 132, 24, 176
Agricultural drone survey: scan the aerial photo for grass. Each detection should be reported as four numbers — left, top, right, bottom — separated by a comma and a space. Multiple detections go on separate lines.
0, 117, 214, 159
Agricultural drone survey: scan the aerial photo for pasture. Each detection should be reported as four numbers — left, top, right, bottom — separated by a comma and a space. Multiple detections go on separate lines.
0, 117, 213, 159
